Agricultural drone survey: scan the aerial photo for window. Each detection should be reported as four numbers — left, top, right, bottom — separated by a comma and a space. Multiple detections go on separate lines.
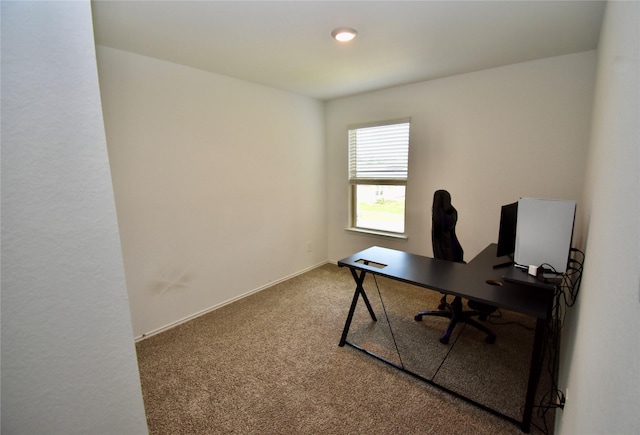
348, 120, 410, 235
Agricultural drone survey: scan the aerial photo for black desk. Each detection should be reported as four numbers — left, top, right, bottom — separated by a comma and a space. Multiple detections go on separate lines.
338, 244, 555, 433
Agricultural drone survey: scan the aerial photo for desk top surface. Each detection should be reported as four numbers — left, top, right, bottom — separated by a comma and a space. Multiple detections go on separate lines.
338, 244, 554, 319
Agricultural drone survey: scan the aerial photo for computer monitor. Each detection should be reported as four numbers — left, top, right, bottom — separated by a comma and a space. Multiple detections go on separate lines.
496, 201, 518, 258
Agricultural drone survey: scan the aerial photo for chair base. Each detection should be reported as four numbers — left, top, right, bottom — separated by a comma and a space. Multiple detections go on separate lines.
415, 296, 496, 344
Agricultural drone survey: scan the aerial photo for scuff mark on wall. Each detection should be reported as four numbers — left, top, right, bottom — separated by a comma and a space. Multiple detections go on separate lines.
150, 270, 191, 295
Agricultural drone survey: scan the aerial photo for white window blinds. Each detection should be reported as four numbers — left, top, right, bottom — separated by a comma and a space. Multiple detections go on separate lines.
348, 121, 410, 184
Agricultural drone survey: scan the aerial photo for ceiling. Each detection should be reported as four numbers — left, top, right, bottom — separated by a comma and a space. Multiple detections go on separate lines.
91, 1, 606, 101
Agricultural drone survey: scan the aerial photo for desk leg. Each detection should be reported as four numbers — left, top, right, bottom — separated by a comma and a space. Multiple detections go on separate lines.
522, 317, 547, 433
339, 268, 377, 347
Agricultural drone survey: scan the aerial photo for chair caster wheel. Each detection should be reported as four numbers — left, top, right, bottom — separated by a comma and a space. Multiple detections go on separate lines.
486, 335, 496, 344
439, 335, 450, 345
437, 303, 447, 310
414, 315, 423, 321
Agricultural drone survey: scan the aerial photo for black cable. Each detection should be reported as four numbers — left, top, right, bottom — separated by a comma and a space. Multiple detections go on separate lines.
372, 274, 406, 370
532, 247, 584, 433
563, 248, 585, 307
431, 323, 466, 381
372, 274, 467, 380
487, 308, 535, 330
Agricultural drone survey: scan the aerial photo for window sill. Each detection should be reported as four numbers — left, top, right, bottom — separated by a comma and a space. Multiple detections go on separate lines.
345, 227, 408, 241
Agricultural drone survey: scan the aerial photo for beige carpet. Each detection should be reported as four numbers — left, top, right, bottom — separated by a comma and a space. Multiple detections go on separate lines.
136, 263, 556, 434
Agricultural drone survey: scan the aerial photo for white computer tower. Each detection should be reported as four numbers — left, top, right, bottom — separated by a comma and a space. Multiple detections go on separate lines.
514, 198, 576, 273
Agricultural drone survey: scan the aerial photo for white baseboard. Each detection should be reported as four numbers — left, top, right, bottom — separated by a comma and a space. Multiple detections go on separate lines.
134, 260, 328, 342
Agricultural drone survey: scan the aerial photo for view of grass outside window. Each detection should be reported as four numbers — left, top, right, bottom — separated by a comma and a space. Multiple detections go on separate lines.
348, 120, 410, 235
355, 185, 406, 233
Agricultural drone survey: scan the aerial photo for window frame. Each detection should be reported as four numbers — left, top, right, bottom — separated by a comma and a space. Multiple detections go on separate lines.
346, 119, 411, 239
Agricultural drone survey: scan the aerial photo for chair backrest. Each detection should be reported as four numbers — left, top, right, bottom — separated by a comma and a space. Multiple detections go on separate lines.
431, 190, 464, 263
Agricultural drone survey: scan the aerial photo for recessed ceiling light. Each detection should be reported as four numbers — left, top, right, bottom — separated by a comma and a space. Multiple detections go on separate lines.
331, 27, 357, 42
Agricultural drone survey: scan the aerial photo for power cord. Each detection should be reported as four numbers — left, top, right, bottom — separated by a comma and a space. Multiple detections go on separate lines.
372, 274, 406, 370
487, 308, 535, 330
532, 247, 584, 434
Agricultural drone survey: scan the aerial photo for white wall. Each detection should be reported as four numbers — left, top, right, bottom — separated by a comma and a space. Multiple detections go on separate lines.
557, 2, 640, 434
96, 47, 327, 338
326, 52, 596, 262
1, 2, 148, 434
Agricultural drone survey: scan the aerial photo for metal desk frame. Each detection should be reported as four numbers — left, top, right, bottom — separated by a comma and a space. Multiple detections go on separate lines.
338, 244, 555, 433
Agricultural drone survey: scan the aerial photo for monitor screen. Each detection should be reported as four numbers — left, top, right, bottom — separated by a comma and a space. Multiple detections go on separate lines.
496, 201, 518, 258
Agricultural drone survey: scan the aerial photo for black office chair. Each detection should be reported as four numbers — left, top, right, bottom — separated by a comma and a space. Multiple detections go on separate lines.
415, 190, 497, 344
